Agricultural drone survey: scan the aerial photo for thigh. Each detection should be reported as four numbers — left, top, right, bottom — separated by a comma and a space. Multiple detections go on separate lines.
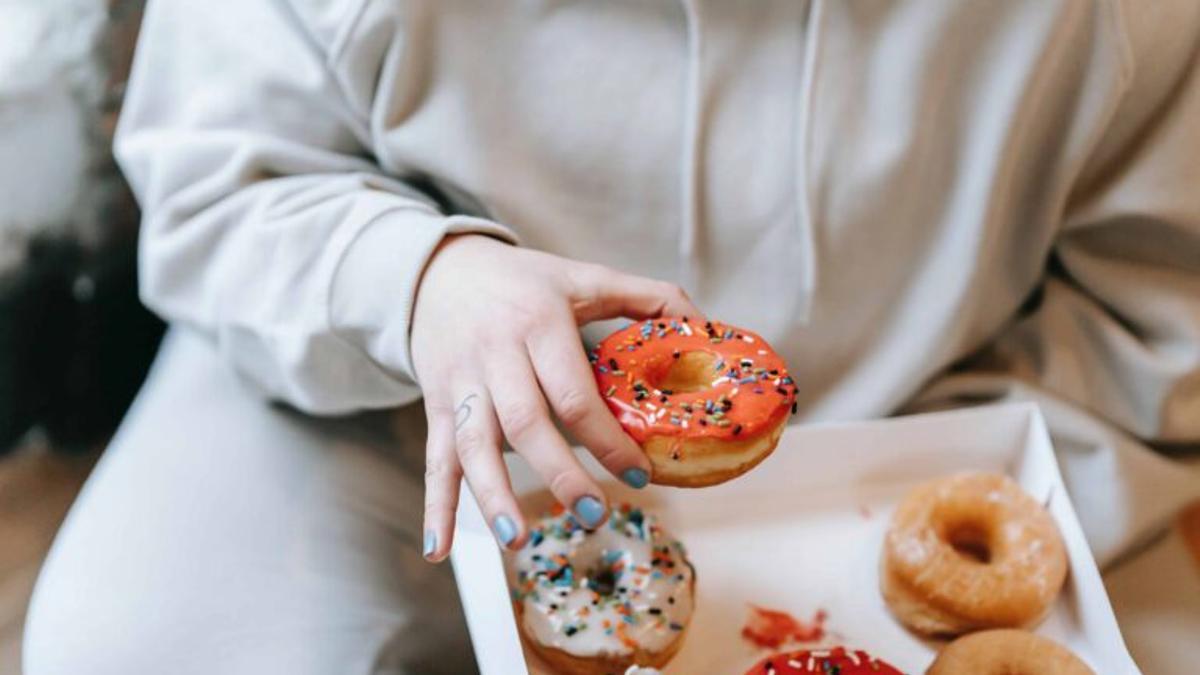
23, 330, 476, 675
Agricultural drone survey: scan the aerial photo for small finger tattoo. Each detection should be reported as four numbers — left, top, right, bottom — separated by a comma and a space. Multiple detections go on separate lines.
454, 393, 479, 430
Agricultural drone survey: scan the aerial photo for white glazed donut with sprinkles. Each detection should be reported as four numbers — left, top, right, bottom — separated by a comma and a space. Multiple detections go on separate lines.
506, 504, 695, 675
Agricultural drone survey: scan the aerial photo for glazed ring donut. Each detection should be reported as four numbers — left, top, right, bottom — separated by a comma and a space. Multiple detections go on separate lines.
880, 472, 1068, 636
592, 317, 796, 487
743, 646, 903, 675
927, 629, 1095, 674
506, 503, 695, 675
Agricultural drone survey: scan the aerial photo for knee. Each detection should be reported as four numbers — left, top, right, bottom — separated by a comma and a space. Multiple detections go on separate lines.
22, 557, 118, 674
22, 529, 161, 675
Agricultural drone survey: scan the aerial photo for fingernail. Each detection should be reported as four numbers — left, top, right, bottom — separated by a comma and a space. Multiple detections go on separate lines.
423, 530, 437, 559
621, 467, 649, 489
492, 515, 518, 546
574, 496, 607, 529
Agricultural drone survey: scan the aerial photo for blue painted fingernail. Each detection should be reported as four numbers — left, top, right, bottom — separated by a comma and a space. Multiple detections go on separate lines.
423, 530, 436, 559
621, 468, 649, 489
492, 515, 518, 546
574, 496, 607, 529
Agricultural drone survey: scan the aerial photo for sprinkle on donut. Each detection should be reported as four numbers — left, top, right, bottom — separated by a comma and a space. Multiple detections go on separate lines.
590, 317, 797, 444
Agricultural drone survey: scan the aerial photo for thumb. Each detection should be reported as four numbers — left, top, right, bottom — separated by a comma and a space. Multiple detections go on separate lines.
568, 263, 704, 324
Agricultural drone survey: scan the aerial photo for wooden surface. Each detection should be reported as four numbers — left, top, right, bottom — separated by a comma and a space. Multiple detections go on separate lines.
0, 442, 97, 675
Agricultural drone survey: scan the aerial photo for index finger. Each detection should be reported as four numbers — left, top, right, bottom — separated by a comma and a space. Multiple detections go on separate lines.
567, 264, 703, 324
526, 318, 652, 489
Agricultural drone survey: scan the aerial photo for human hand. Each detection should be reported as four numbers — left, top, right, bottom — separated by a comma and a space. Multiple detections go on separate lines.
412, 235, 702, 561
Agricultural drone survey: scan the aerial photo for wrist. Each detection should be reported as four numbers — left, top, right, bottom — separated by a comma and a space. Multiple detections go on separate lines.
331, 212, 515, 385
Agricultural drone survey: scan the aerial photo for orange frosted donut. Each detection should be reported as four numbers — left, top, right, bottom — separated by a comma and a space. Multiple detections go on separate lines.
927, 629, 1095, 674
880, 473, 1068, 636
591, 317, 796, 487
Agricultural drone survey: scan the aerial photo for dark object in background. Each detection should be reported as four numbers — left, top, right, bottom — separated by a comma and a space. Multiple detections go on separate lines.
0, 0, 156, 454
0, 236, 163, 453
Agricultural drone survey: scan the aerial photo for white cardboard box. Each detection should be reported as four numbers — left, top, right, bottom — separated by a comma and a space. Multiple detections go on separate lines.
452, 403, 1139, 674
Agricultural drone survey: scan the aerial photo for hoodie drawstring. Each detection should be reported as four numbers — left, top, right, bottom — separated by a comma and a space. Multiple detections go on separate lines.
677, 0, 821, 324
678, 0, 705, 294
791, 0, 822, 324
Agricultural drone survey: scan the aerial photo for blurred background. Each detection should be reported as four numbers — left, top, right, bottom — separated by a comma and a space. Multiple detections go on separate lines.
0, 1, 160, 670
1, 3, 1197, 674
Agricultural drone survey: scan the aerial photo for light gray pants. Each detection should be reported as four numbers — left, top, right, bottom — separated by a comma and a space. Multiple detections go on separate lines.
23, 330, 477, 675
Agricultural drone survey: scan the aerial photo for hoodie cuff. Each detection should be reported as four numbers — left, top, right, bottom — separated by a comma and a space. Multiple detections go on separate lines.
330, 209, 518, 386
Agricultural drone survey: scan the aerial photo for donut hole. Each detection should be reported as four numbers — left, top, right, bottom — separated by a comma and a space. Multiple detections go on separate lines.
654, 351, 719, 393
587, 565, 619, 597
944, 522, 994, 564
584, 551, 630, 599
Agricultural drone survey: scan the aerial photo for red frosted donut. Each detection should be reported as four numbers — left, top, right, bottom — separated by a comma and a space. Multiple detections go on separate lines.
591, 317, 796, 487
744, 647, 904, 675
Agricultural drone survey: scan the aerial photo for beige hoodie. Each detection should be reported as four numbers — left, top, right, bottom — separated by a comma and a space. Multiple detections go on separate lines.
116, 1, 1200, 560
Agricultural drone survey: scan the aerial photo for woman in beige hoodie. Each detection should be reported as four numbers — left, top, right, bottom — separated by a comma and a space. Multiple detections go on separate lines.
25, 1, 1200, 673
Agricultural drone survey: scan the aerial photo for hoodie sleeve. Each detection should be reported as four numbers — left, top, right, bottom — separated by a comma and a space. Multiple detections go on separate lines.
903, 2, 1200, 564
914, 1, 1200, 446
115, 0, 515, 414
